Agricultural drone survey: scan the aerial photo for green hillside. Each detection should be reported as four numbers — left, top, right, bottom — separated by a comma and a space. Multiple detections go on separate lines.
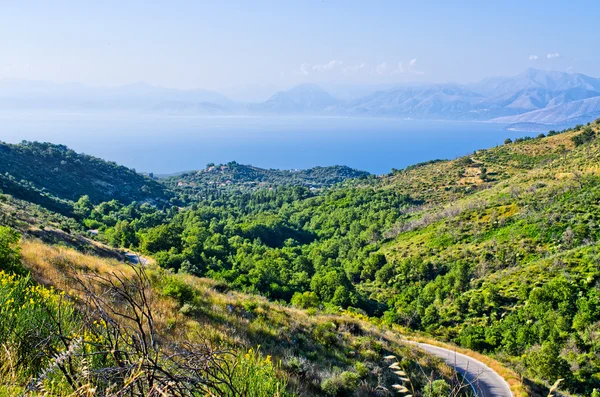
162, 162, 371, 197
0, 141, 173, 209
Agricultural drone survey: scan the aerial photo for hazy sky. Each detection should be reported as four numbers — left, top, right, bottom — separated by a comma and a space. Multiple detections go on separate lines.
1, 0, 599, 95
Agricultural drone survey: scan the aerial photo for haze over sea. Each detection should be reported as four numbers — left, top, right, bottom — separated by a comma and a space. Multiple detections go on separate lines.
0, 113, 525, 175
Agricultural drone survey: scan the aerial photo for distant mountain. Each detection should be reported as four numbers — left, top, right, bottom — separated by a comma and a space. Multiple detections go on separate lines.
2, 69, 600, 124
337, 84, 483, 119
151, 100, 232, 115
493, 96, 600, 124
253, 83, 341, 114
469, 68, 600, 94
338, 69, 600, 121
0, 79, 233, 111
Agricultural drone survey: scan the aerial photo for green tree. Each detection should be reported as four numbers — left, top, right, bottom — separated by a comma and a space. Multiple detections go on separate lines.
0, 226, 24, 275
525, 341, 570, 381
291, 291, 320, 309
73, 195, 93, 218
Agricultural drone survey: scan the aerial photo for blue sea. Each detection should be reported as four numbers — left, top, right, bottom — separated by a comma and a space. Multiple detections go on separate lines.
0, 113, 531, 175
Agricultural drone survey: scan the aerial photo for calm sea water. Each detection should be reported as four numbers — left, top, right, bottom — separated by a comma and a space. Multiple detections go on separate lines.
0, 113, 528, 175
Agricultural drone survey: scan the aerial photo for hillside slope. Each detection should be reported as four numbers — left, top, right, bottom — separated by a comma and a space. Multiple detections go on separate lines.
163, 161, 370, 194
374, 120, 600, 393
0, 141, 172, 207
0, 230, 465, 396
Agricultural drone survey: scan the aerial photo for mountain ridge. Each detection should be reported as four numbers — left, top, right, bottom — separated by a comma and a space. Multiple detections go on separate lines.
2, 69, 600, 124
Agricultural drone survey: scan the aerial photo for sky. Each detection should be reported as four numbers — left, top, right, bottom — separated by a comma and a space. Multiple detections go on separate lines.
1, 0, 600, 99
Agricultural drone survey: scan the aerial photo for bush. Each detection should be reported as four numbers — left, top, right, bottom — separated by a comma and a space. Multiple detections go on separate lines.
291, 291, 320, 309
321, 371, 360, 396
314, 321, 339, 347
0, 226, 24, 275
179, 303, 199, 316
161, 276, 195, 305
284, 355, 308, 375
572, 126, 596, 146
354, 361, 369, 377
242, 299, 259, 313
457, 325, 491, 351
524, 342, 570, 382
423, 379, 451, 397
0, 271, 79, 379
221, 348, 290, 397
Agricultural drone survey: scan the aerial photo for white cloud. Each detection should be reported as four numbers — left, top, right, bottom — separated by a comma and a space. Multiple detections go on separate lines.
408, 58, 423, 74
391, 61, 405, 75
341, 62, 366, 75
376, 62, 388, 75
547, 53, 561, 59
529, 54, 539, 60
299, 63, 310, 75
312, 60, 342, 72
384, 58, 424, 76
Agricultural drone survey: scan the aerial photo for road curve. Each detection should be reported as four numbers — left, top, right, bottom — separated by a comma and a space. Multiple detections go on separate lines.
407, 341, 513, 397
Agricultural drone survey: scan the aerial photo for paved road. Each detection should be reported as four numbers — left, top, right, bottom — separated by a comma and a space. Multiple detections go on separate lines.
407, 341, 513, 397
124, 251, 150, 266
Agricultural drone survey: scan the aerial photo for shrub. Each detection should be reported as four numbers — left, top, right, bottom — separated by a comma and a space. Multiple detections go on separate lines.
284, 355, 308, 375
242, 299, 259, 313
524, 342, 570, 382
354, 361, 369, 378
321, 371, 360, 396
0, 271, 79, 379
572, 126, 596, 146
161, 276, 195, 305
340, 371, 360, 390
291, 291, 320, 309
423, 379, 451, 397
179, 302, 199, 316
321, 376, 342, 396
222, 348, 290, 397
0, 226, 24, 275
313, 321, 338, 347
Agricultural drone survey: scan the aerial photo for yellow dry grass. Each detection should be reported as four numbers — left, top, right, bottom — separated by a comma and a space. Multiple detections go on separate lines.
20, 238, 134, 294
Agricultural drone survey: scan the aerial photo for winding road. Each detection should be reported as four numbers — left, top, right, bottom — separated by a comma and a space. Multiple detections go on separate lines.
407, 341, 513, 397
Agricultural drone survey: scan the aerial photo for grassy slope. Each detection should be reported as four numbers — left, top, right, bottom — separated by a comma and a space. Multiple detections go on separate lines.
16, 238, 455, 396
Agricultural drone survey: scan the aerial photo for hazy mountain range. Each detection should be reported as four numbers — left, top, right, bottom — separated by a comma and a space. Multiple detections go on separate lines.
2, 69, 600, 126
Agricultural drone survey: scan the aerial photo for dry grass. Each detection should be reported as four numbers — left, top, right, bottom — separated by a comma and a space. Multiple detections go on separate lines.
20, 237, 134, 293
